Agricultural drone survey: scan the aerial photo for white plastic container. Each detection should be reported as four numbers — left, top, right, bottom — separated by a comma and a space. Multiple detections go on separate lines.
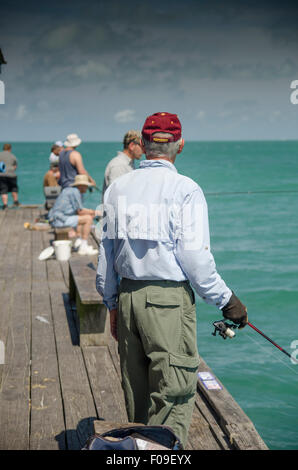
53, 240, 72, 261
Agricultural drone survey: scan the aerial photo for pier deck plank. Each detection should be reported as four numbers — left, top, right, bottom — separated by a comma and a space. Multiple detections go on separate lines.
0, 207, 268, 450
0, 209, 32, 449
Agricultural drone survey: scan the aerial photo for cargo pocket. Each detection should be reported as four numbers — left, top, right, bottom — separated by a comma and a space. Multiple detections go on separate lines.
143, 287, 182, 352
146, 287, 181, 308
165, 352, 200, 397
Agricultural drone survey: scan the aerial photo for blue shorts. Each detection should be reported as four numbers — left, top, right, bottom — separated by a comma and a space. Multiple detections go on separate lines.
52, 215, 78, 228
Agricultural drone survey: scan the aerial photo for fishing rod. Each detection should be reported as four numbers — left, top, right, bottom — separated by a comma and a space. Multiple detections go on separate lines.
212, 319, 298, 365
247, 322, 295, 362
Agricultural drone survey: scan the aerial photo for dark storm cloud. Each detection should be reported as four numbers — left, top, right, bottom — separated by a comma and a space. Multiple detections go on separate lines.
1, 0, 298, 140
2, 0, 298, 90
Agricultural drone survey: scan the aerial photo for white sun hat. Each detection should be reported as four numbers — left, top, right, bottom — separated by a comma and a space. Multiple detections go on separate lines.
55, 140, 64, 147
64, 133, 82, 147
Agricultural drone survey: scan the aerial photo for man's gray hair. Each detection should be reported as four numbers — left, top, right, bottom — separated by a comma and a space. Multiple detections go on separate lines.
142, 133, 182, 159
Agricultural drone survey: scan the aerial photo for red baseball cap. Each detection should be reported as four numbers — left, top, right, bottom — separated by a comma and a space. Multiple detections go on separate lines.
142, 112, 182, 143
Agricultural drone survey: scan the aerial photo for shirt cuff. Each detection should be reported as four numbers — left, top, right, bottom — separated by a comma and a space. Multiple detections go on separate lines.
103, 299, 118, 311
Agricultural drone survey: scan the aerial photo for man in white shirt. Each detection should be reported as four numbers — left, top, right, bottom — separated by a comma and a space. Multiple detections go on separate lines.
96, 112, 248, 448
102, 130, 143, 200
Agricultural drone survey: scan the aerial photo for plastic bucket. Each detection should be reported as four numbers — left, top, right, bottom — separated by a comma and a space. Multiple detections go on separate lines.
53, 240, 72, 261
0, 162, 6, 173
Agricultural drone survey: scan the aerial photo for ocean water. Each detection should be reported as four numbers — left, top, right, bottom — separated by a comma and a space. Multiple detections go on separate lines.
3, 140, 298, 450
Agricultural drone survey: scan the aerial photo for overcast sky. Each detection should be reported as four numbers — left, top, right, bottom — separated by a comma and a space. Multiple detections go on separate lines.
0, 0, 298, 141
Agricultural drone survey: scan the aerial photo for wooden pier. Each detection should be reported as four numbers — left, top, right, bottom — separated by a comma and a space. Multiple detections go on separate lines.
0, 206, 268, 450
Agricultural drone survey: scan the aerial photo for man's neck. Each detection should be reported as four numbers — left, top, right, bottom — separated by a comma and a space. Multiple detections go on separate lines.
123, 149, 133, 160
146, 156, 175, 163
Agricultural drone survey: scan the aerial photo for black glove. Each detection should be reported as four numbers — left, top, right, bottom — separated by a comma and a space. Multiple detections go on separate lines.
221, 292, 248, 329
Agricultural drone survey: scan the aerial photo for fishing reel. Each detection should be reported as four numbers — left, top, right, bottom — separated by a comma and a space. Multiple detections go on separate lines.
212, 320, 237, 340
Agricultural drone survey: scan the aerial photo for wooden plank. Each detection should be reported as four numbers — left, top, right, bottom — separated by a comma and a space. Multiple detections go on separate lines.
74, 278, 102, 304
30, 218, 66, 450
15, 208, 32, 292
30, 286, 66, 449
0, 210, 32, 452
76, 294, 109, 346
59, 260, 69, 289
31, 231, 48, 289
0, 210, 21, 279
194, 391, 233, 450
50, 292, 98, 449
0, 281, 9, 392
83, 346, 128, 423
69, 257, 98, 277
68, 257, 108, 346
70, 265, 98, 282
69, 257, 102, 304
197, 358, 268, 449
19, 204, 43, 208
94, 421, 143, 435
47, 258, 98, 450
0, 291, 31, 450
0, 209, 7, 231
186, 404, 224, 450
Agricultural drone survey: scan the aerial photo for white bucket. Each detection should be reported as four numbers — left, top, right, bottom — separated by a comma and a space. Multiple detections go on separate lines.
53, 240, 72, 261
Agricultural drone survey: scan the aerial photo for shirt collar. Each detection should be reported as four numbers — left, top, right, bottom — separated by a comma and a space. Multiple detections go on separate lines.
139, 159, 177, 173
117, 151, 135, 168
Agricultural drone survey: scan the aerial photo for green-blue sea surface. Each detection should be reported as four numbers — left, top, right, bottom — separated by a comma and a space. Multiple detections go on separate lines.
4, 140, 298, 450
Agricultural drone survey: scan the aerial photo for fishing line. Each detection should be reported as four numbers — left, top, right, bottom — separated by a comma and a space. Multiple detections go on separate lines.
244, 330, 298, 376
206, 190, 298, 196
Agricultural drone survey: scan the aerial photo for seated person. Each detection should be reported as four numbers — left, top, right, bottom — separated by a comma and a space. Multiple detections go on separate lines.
43, 163, 60, 187
48, 174, 100, 256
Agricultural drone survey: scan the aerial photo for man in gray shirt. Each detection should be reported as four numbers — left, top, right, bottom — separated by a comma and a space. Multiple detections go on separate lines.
0, 143, 19, 209
102, 130, 143, 201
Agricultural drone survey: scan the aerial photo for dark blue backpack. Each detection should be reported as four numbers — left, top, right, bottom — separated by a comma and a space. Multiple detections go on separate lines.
82, 425, 183, 450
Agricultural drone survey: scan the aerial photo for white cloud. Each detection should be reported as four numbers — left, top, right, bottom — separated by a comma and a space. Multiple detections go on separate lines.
15, 104, 27, 120
43, 24, 79, 50
74, 60, 111, 79
114, 109, 136, 123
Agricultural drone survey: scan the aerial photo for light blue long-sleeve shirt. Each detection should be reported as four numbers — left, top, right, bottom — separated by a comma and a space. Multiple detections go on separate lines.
96, 159, 232, 311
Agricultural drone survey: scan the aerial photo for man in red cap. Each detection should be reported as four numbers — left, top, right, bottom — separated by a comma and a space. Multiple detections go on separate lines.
96, 112, 247, 448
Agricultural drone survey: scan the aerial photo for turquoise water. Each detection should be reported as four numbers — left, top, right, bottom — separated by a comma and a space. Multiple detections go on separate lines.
3, 140, 298, 449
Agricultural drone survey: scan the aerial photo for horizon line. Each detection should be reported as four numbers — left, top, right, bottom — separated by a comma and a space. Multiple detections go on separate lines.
1, 138, 298, 144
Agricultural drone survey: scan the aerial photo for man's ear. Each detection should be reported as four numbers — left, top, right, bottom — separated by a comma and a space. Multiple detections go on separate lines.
128, 141, 135, 153
177, 139, 185, 154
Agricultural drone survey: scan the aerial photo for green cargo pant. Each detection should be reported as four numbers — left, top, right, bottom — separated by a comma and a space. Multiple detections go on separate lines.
117, 278, 200, 448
